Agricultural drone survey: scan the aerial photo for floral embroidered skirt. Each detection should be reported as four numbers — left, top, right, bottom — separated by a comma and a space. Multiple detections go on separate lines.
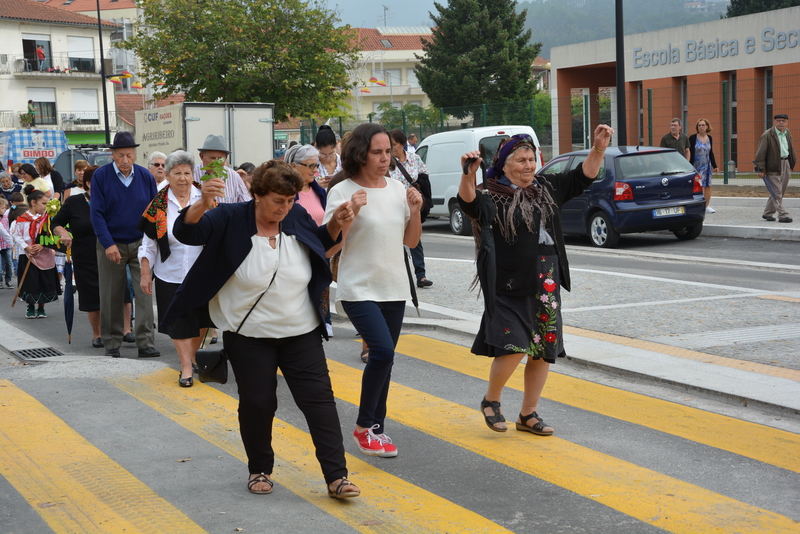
17, 255, 59, 306
471, 253, 564, 363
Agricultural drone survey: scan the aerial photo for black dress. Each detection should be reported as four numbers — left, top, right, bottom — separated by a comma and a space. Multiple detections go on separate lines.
50, 193, 99, 312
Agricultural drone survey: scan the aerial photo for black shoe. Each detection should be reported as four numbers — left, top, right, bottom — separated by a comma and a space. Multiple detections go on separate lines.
92, 337, 104, 348
138, 347, 161, 358
179, 374, 193, 388
192, 363, 199, 375
105, 348, 120, 358
779, 217, 793, 223
210, 337, 218, 344
416, 278, 433, 288
123, 332, 136, 343
762, 215, 776, 221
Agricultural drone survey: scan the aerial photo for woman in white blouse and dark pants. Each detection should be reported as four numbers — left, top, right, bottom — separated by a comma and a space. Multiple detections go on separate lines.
138, 151, 210, 387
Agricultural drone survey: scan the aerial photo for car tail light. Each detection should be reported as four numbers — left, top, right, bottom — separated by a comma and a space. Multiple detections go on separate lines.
614, 181, 633, 201
693, 174, 703, 193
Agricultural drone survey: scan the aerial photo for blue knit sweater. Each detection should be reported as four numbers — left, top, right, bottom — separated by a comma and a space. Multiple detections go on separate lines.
90, 163, 157, 248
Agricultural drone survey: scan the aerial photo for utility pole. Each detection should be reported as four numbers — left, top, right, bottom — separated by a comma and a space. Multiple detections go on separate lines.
615, 0, 627, 145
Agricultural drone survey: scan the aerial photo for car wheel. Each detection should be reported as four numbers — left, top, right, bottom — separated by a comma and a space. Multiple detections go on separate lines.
673, 222, 703, 241
449, 205, 473, 236
588, 211, 620, 248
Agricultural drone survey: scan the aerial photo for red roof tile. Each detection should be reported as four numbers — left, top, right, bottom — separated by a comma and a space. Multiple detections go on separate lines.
43, 0, 136, 12
0, 0, 119, 27
354, 28, 431, 51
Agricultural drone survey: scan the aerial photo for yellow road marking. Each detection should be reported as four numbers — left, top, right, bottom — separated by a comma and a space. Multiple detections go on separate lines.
109, 368, 511, 534
395, 335, 800, 474
325, 359, 799, 534
759, 294, 800, 303
0, 380, 206, 534
564, 326, 800, 382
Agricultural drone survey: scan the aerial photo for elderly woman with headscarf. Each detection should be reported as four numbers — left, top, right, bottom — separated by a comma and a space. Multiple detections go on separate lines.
458, 125, 613, 437
137, 150, 210, 387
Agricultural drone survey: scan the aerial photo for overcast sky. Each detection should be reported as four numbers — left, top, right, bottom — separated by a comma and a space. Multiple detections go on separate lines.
323, 0, 438, 28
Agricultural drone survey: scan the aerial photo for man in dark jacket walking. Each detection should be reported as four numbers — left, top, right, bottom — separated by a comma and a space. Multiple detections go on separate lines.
755, 114, 796, 223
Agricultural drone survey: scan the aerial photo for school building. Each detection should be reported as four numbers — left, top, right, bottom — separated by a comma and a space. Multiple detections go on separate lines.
549, 5, 800, 170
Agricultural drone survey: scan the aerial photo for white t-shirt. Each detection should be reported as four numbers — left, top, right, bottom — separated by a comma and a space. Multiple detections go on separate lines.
323, 178, 411, 314
209, 234, 318, 338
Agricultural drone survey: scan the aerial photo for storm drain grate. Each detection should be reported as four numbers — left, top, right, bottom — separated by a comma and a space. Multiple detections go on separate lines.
11, 347, 64, 361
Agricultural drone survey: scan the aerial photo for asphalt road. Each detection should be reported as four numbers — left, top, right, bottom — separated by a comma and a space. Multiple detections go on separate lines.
1, 228, 798, 533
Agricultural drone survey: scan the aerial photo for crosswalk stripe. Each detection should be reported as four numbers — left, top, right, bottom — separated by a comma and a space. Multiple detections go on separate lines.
0, 379, 207, 534
109, 368, 512, 534
395, 334, 800, 474
325, 359, 798, 534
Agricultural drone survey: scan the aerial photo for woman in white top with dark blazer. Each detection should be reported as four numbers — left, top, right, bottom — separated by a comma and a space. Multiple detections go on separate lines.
324, 123, 423, 459
162, 160, 362, 499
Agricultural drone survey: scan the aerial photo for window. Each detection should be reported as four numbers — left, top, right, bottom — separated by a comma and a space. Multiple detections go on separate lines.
70, 89, 99, 124
407, 68, 419, 87
765, 68, 773, 130
680, 77, 688, 130
637, 82, 644, 144
21, 33, 51, 72
372, 69, 401, 86
68, 36, 95, 73
373, 102, 401, 112
728, 72, 737, 165
539, 157, 571, 176
380, 39, 392, 48
28, 87, 57, 125
570, 154, 605, 179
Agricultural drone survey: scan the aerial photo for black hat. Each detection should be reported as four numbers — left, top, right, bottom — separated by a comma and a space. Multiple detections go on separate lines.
774, 114, 789, 120
109, 131, 140, 149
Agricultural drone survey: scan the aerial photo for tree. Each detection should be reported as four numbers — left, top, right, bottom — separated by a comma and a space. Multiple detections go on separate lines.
415, 0, 541, 117
122, 0, 360, 121
726, 0, 800, 17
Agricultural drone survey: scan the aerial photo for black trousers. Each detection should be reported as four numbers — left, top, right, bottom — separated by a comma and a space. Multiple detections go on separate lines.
225, 329, 347, 484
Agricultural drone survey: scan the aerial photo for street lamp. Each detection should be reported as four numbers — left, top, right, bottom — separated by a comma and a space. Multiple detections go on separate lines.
95, 0, 111, 144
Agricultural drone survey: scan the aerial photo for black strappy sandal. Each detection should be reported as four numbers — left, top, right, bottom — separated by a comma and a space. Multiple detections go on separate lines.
480, 397, 507, 432
360, 349, 369, 364
516, 411, 554, 436
248, 473, 274, 494
328, 478, 360, 499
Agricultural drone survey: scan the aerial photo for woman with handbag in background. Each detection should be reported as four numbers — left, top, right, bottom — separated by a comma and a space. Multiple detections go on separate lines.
161, 160, 363, 498
388, 129, 433, 289
324, 123, 423, 458
137, 150, 211, 387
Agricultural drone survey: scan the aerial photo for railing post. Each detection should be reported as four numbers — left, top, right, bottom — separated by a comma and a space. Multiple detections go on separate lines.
311, 119, 317, 142
722, 80, 729, 185
647, 89, 653, 146
338, 117, 343, 137
440, 109, 445, 131
368, 113, 374, 123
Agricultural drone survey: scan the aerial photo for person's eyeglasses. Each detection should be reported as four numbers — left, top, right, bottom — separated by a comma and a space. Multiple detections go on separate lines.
151, 163, 165, 167
296, 162, 319, 170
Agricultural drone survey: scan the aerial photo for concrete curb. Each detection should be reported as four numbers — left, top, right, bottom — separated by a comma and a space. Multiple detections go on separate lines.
702, 224, 800, 241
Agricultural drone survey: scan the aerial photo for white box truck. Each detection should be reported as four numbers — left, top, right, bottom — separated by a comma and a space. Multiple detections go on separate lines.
134, 102, 275, 168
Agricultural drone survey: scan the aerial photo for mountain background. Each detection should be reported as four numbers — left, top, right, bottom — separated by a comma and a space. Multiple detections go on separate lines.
516, 0, 728, 59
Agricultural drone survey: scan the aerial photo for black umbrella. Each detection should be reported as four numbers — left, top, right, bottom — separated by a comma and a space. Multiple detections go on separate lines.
63, 254, 74, 344
403, 246, 420, 317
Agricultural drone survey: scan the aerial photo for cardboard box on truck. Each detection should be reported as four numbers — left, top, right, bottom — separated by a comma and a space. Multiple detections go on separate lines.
134, 102, 275, 168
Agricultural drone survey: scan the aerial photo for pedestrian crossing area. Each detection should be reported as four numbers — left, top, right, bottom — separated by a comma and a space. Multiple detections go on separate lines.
1, 333, 798, 533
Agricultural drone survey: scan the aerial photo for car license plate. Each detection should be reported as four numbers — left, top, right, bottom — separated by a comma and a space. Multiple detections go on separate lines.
653, 206, 685, 217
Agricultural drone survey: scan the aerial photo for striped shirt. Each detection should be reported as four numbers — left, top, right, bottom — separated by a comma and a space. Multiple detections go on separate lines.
193, 164, 252, 203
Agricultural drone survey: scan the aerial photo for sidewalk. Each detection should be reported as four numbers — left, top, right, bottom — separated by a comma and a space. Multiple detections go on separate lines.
702, 196, 800, 240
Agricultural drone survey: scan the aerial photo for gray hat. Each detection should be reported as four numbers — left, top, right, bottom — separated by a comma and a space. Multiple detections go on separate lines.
198, 134, 230, 153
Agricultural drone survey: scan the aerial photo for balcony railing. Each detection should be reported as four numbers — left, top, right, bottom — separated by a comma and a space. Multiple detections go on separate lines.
5, 54, 100, 76
1, 110, 124, 132
0, 111, 14, 129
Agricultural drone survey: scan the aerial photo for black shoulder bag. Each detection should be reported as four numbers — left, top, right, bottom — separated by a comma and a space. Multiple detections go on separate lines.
394, 155, 433, 222
195, 233, 281, 384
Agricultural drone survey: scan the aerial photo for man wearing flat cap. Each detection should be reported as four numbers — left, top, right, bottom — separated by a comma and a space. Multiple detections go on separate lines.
90, 132, 160, 358
755, 114, 795, 223
192, 134, 251, 203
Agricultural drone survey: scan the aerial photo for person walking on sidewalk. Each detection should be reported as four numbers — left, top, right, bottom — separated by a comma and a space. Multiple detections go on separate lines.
323, 123, 423, 458
90, 131, 160, 359
755, 114, 796, 224
660, 118, 690, 161
458, 125, 612, 437
689, 118, 718, 214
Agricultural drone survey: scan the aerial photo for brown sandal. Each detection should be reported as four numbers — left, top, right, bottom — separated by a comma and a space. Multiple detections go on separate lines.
248, 473, 274, 494
328, 478, 360, 499
516, 412, 553, 436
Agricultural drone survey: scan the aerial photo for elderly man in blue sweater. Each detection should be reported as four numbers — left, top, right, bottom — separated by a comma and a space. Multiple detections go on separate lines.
90, 132, 159, 358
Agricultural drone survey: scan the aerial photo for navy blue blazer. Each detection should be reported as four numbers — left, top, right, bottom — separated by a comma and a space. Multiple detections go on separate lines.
160, 200, 340, 337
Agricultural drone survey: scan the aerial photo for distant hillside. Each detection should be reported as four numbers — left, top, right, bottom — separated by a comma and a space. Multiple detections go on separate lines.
518, 0, 723, 58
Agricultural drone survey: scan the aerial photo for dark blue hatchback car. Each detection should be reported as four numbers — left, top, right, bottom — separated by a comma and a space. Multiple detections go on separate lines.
538, 146, 706, 247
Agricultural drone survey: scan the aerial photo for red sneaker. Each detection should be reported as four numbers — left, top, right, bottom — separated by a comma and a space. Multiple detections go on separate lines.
374, 432, 397, 458
353, 426, 384, 456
